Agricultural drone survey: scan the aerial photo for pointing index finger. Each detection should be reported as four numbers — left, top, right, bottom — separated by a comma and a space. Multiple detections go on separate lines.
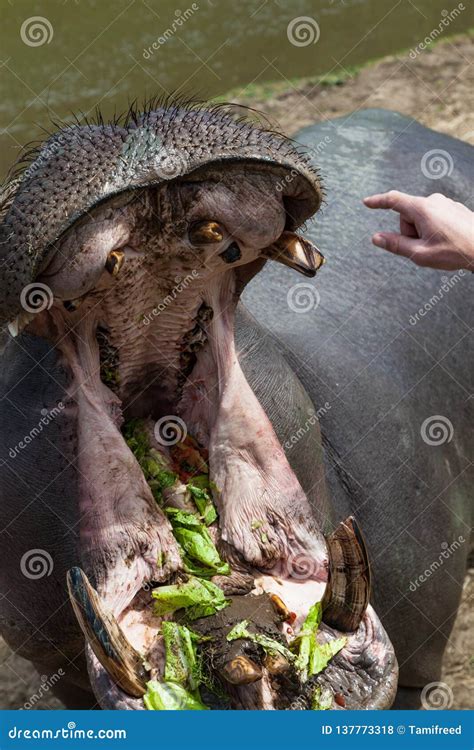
363, 190, 420, 216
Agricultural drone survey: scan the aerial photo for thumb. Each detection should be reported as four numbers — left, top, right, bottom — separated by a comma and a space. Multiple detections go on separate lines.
372, 232, 424, 260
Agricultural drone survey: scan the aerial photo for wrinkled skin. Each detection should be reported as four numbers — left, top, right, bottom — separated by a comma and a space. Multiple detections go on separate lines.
0, 104, 466, 711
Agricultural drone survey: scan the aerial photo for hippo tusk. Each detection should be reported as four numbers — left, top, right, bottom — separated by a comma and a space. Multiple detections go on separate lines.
105, 249, 125, 276
263, 231, 324, 277
221, 655, 263, 685
66, 566, 149, 697
321, 516, 371, 633
189, 220, 224, 245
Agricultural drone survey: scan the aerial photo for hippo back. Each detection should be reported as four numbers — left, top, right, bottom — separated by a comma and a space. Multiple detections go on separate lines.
243, 109, 473, 692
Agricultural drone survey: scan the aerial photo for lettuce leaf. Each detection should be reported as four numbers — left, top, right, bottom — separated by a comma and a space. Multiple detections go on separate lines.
188, 480, 217, 526
143, 680, 208, 711
162, 622, 200, 691
309, 637, 347, 675
165, 508, 230, 577
152, 576, 229, 620
293, 602, 346, 681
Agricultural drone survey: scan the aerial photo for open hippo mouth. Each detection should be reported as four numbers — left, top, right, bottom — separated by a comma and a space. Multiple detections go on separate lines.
2, 102, 397, 710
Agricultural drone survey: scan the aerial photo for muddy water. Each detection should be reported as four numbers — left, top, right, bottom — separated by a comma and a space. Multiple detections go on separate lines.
0, 0, 468, 178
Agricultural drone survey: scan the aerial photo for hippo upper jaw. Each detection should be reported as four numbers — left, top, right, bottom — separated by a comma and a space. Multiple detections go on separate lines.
1, 104, 397, 710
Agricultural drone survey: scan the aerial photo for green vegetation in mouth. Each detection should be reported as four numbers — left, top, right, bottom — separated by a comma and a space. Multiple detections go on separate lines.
144, 681, 208, 710
123, 420, 219, 523
227, 620, 296, 663
101, 365, 121, 388
152, 576, 229, 621
165, 507, 230, 577
292, 602, 347, 682
311, 685, 334, 711
123, 419, 178, 505
187, 475, 218, 526
144, 623, 209, 710
162, 622, 202, 690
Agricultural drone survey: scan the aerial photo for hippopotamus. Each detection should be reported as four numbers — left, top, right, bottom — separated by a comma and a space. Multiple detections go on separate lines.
0, 103, 471, 711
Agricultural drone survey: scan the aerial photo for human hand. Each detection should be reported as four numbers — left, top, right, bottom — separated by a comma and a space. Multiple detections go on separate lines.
363, 191, 474, 271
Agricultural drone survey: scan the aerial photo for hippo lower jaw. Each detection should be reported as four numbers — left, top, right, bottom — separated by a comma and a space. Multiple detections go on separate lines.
15, 159, 396, 709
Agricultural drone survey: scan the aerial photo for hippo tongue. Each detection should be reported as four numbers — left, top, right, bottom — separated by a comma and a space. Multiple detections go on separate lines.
187, 269, 328, 574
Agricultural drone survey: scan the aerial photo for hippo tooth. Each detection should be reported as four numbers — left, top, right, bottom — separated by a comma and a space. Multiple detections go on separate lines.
263, 231, 325, 277
105, 249, 125, 276
263, 653, 290, 675
189, 220, 224, 245
7, 310, 36, 338
66, 566, 149, 697
269, 593, 291, 620
7, 319, 19, 337
321, 516, 371, 633
221, 655, 263, 685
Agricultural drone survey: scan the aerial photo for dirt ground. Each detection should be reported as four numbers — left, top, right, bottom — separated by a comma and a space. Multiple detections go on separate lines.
229, 33, 474, 144
0, 33, 472, 711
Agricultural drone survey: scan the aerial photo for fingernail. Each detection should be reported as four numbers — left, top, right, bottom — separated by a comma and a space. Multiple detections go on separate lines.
372, 233, 386, 248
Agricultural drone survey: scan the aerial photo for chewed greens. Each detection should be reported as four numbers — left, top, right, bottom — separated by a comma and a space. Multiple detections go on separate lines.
293, 603, 347, 682
165, 508, 230, 577
144, 623, 209, 711
152, 576, 229, 620
130, 422, 345, 710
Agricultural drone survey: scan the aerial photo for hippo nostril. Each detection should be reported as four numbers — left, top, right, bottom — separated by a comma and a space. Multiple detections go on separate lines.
105, 249, 125, 276
219, 242, 241, 264
189, 220, 224, 245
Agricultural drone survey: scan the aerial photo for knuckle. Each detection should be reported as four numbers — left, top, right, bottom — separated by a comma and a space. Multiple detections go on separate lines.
412, 251, 430, 267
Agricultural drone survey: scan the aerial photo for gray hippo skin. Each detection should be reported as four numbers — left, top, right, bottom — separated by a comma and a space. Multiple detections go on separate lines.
245, 110, 473, 709
0, 104, 470, 710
